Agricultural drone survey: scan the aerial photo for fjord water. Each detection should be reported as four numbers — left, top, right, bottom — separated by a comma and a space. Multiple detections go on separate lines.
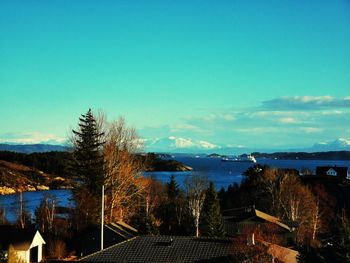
1, 156, 350, 222
145, 155, 350, 190
0, 189, 73, 222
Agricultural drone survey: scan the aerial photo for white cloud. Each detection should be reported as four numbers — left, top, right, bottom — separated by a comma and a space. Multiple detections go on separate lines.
299, 127, 323, 133
226, 144, 245, 148
199, 113, 235, 122
232, 127, 279, 133
262, 96, 350, 110
0, 132, 66, 144
278, 117, 298, 124
169, 123, 210, 134
171, 124, 199, 131
320, 110, 343, 115
221, 114, 235, 121
198, 140, 220, 149
298, 95, 333, 103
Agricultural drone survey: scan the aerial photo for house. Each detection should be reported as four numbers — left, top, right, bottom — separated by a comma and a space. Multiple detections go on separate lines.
79, 235, 274, 262
0, 226, 46, 263
316, 166, 348, 179
222, 207, 297, 245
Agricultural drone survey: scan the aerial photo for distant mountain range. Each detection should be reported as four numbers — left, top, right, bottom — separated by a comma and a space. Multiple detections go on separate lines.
145, 136, 220, 153
145, 137, 350, 154
0, 143, 69, 153
309, 138, 350, 152
1, 137, 350, 154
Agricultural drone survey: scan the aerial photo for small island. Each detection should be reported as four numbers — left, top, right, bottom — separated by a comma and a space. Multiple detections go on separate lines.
142, 153, 193, 172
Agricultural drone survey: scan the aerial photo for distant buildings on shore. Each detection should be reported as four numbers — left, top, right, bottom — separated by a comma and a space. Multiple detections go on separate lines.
315, 166, 348, 180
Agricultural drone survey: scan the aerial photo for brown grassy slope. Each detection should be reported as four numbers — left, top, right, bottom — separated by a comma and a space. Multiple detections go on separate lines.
0, 160, 50, 193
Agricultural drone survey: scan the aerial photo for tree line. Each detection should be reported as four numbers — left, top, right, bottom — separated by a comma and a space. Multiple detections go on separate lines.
1, 109, 225, 259
2, 108, 350, 262
218, 164, 350, 262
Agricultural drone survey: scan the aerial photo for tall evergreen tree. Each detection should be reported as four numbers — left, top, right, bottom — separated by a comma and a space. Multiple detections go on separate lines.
167, 175, 179, 202
166, 175, 179, 233
201, 182, 225, 237
159, 175, 179, 234
71, 109, 104, 225
72, 109, 105, 196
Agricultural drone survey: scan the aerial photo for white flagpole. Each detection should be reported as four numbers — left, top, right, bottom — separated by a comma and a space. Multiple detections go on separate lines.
101, 184, 104, 251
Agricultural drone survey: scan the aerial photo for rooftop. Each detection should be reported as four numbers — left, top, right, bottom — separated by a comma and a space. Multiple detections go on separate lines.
80, 235, 263, 263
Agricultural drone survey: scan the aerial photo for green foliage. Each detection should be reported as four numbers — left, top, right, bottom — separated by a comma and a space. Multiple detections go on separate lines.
201, 182, 225, 237
71, 109, 105, 227
72, 109, 105, 196
139, 214, 160, 235
218, 183, 240, 211
167, 175, 179, 201
158, 175, 180, 234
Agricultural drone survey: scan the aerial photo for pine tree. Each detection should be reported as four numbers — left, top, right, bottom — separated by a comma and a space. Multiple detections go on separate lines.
71, 109, 105, 225
72, 109, 104, 196
201, 182, 225, 237
165, 175, 179, 233
167, 175, 179, 202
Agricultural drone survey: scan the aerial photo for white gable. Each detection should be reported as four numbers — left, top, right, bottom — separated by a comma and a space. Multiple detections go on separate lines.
30, 231, 46, 249
326, 168, 337, 176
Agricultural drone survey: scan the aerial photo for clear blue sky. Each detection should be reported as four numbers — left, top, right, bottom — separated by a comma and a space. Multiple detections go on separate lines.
1, 0, 350, 150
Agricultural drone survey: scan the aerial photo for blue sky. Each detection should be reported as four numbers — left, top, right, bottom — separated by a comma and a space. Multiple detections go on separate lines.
1, 1, 350, 151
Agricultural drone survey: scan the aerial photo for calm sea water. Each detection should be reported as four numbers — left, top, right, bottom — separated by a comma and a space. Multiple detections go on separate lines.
1, 156, 349, 222
0, 189, 73, 222
145, 155, 350, 190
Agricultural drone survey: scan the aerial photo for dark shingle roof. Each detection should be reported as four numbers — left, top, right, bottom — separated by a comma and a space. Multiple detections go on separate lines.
222, 207, 296, 235
80, 236, 242, 263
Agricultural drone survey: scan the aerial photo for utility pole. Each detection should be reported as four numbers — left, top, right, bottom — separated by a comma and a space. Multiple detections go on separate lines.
101, 185, 104, 251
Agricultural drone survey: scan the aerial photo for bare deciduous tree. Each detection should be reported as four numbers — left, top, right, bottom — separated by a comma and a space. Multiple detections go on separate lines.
138, 176, 164, 219
185, 173, 208, 237
102, 117, 144, 223
35, 194, 57, 234
278, 173, 316, 244
15, 192, 31, 229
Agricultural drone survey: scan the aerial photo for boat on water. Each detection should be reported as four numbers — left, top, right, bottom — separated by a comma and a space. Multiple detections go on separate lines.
221, 154, 257, 163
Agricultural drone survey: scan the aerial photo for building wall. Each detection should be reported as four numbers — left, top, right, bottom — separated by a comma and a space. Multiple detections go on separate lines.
10, 248, 28, 263
30, 231, 46, 262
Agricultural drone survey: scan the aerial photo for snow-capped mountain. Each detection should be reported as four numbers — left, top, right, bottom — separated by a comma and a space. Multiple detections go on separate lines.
311, 138, 350, 152
145, 136, 220, 153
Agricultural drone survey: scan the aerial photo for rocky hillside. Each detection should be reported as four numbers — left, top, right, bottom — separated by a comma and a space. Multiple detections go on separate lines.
0, 160, 69, 195
142, 153, 193, 172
